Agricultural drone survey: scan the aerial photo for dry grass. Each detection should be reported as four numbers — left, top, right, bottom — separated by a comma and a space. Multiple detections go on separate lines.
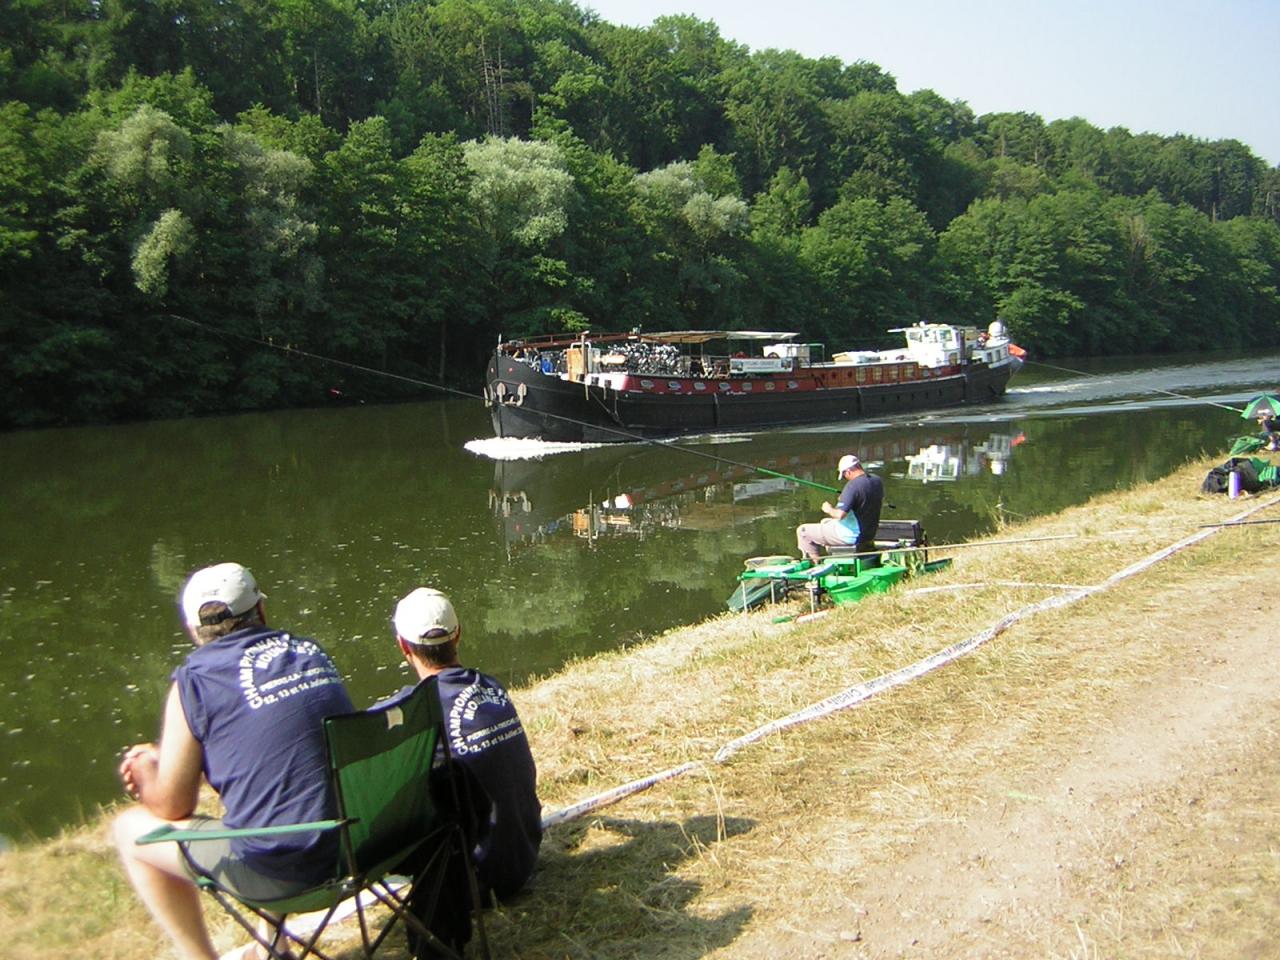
3, 455, 1277, 959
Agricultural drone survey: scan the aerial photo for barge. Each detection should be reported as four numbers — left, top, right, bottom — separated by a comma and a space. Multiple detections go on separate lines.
486, 322, 1022, 443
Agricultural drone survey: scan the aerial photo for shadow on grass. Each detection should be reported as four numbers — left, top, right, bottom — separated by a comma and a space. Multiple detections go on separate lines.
484, 813, 757, 959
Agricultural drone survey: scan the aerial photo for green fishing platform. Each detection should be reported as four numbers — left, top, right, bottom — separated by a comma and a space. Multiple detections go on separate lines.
728, 519, 952, 613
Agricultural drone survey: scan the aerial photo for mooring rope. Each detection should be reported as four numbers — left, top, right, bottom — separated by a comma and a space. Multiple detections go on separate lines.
165, 312, 848, 493
539, 493, 1280, 827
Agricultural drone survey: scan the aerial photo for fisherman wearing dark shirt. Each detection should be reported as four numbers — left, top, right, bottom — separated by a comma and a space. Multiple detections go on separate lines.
114, 562, 353, 960
381, 587, 541, 958
796, 453, 885, 564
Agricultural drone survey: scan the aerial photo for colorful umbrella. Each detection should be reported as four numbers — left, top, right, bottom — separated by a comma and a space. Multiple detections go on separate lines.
1240, 394, 1280, 420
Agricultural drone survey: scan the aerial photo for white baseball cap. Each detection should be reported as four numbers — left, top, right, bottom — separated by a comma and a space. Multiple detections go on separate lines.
181, 563, 264, 628
394, 588, 460, 646
836, 454, 860, 475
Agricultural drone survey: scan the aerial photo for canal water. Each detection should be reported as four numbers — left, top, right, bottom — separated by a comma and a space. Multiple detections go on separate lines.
1, 351, 1275, 845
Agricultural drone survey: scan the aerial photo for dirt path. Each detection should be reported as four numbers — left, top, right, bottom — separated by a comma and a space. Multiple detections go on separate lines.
732, 570, 1280, 958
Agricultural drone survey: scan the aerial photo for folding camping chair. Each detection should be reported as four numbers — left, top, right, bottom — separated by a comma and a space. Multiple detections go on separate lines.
138, 677, 489, 960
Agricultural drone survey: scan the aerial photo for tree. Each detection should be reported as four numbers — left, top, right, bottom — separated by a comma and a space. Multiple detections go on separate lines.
978, 111, 1050, 168
1218, 215, 1280, 341
0, 102, 42, 268
535, 122, 648, 330
825, 90, 929, 206
399, 132, 483, 381
630, 157, 749, 326
270, 0, 389, 128
745, 166, 819, 329
799, 196, 935, 341
217, 124, 323, 329
722, 49, 829, 199
314, 116, 404, 372
464, 135, 576, 336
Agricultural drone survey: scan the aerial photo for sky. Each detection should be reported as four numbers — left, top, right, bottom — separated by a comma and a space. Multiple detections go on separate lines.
581, 0, 1280, 167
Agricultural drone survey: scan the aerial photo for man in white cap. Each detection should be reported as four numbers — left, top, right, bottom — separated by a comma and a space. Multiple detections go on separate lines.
113, 562, 353, 960
382, 586, 541, 959
795, 453, 885, 564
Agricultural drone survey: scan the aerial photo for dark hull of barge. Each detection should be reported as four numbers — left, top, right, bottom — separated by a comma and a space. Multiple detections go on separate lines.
486, 353, 1016, 443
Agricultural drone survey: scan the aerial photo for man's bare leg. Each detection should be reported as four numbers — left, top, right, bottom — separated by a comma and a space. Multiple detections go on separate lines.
114, 806, 219, 960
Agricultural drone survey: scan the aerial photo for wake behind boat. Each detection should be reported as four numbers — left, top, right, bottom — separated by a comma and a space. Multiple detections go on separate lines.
485, 322, 1023, 442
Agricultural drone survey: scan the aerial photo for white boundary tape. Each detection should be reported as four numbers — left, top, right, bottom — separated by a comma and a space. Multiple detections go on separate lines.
540, 495, 1280, 827
713, 586, 1093, 762
540, 762, 701, 829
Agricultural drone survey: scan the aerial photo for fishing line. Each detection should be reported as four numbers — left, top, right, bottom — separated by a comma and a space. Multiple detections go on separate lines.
1024, 358, 1246, 414
164, 314, 484, 403
165, 314, 850, 493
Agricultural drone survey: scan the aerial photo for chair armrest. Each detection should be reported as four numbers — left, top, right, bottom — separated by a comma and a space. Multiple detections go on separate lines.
137, 819, 348, 846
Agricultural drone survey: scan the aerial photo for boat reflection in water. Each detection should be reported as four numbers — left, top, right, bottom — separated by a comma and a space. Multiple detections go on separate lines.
903, 431, 1026, 483
487, 426, 1027, 550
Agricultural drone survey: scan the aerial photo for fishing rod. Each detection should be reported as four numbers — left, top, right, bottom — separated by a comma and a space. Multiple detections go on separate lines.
812, 525, 1169, 560
1024, 358, 1248, 414
165, 314, 850, 493
815, 533, 1078, 560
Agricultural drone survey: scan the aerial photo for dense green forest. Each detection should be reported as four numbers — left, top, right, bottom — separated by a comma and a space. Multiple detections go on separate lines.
3, 0, 1279, 428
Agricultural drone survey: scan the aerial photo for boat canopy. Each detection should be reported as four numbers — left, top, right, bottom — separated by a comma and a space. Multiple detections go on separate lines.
642, 330, 800, 344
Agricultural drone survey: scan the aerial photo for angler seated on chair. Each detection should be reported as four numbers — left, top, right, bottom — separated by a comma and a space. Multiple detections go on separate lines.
379, 587, 542, 959
796, 454, 885, 567
113, 563, 353, 960
1257, 411, 1280, 451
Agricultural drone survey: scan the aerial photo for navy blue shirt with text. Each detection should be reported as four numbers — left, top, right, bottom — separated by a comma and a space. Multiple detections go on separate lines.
174, 626, 354, 882
380, 667, 541, 898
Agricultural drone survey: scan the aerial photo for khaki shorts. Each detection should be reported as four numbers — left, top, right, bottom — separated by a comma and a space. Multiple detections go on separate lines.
180, 816, 317, 902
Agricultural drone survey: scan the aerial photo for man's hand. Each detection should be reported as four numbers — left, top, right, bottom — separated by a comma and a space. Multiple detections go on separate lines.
119, 742, 158, 800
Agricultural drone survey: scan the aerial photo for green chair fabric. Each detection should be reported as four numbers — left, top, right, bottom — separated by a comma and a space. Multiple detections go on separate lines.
138, 678, 487, 960
1229, 435, 1264, 456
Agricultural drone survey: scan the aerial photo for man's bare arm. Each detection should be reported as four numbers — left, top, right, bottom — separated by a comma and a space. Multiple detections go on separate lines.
122, 683, 204, 820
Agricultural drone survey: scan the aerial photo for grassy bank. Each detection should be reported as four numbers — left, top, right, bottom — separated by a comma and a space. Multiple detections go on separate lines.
4, 455, 1278, 959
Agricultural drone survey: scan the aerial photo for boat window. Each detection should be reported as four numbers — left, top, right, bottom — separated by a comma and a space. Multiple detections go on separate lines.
718, 382, 731, 391
640, 379, 654, 389
742, 382, 753, 391
787, 380, 799, 390
694, 382, 706, 391
856, 368, 867, 385
765, 381, 776, 391
668, 381, 681, 390
871, 367, 882, 383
